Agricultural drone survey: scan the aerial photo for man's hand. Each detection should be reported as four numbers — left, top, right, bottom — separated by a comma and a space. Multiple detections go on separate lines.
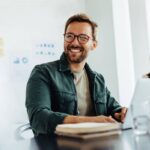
94, 115, 116, 123
114, 107, 128, 123
63, 115, 116, 124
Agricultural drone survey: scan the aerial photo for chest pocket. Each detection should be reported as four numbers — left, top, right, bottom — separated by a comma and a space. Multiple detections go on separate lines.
95, 93, 107, 115
53, 91, 76, 114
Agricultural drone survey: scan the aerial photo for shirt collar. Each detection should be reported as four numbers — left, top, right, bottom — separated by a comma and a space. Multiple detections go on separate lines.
59, 52, 70, 72
58, 52, 97, 78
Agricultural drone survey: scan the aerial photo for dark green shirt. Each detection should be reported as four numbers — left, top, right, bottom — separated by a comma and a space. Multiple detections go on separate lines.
25, 53, 122, 136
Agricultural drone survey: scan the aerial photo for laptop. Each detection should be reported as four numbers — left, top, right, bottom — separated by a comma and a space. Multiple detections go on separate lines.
122, 78, 150, 130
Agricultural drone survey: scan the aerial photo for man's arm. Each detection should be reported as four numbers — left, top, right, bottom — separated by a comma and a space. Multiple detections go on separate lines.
63, 115, 116, 123
26, 66, 68, 135
105, 88, 128, 122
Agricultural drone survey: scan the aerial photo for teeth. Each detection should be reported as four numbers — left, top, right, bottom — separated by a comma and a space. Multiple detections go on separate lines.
70, 49, 81, 53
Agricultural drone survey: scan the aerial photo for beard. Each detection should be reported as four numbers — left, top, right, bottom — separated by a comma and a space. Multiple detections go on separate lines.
64, 45, 88, 63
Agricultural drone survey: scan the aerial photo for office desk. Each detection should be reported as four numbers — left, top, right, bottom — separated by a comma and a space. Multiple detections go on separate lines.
1, 123, 150, 150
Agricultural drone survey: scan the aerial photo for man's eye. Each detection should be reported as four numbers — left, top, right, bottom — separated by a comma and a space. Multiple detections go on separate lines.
80, 36, 88, 41
66, 34, 73, 38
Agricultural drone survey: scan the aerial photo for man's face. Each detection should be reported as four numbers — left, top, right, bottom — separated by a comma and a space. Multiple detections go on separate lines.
64, 22, 97, 64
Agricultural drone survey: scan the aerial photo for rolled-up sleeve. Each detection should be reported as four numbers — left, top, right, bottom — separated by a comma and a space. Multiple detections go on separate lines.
25, 66, 68, 136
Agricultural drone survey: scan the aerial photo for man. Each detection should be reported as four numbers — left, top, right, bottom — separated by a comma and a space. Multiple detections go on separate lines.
26, 13, 127, 136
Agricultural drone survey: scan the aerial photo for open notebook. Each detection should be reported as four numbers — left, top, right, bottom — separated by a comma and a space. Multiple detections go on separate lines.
55, 122, 121, 140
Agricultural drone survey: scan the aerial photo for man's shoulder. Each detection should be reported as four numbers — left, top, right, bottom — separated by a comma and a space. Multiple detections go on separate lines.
95, 72, 104, 80
29, 60, 61, 80
30, 60, 60, 77
87, 69, 105, 82
35, 59, 60, 70
94, 72, 105, 85
85, 64, 104, 80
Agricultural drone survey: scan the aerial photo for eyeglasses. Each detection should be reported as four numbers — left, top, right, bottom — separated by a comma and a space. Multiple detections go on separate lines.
64, 33, 92, 44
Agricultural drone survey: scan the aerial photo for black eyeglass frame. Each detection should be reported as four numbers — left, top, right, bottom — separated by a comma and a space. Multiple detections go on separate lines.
63, 32, 93, 44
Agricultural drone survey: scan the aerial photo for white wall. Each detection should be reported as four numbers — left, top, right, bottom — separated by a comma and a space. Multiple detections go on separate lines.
146, 0, 150, 55
129, 0, 150, 80
112, 0, 135, 107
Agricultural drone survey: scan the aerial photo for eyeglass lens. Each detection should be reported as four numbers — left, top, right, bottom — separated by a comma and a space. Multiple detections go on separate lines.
64, 33, 90, 44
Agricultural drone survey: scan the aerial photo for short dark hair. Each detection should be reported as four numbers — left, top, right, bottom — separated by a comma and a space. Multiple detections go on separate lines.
64, 13, 98, 41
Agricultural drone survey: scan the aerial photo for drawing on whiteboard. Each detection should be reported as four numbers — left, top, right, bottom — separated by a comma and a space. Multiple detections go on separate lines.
13, 57, 29, 64
34, 42, 57, 56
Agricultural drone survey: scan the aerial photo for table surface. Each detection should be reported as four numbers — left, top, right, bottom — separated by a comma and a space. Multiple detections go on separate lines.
1, 123, 150, 150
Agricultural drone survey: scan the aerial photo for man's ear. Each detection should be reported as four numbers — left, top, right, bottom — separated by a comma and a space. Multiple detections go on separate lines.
91, 40, 98, 51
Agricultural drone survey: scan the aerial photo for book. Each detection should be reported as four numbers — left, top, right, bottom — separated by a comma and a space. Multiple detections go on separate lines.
55, 122, 121, 140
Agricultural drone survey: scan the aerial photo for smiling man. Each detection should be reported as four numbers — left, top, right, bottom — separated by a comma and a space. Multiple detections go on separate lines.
64, 22, 96, 65
26, 13, 127, 136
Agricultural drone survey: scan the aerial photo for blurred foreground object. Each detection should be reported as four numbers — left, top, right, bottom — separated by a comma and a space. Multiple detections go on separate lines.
143, 73, 150, 78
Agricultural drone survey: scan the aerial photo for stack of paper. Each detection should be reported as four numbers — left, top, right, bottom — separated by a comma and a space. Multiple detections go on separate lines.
55, 122, 121, 140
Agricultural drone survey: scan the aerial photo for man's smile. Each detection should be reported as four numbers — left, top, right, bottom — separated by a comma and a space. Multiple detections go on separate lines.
69, 48, 82, 53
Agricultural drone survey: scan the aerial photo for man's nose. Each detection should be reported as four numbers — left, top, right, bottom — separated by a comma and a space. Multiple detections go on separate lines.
71, 36, 80, 45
